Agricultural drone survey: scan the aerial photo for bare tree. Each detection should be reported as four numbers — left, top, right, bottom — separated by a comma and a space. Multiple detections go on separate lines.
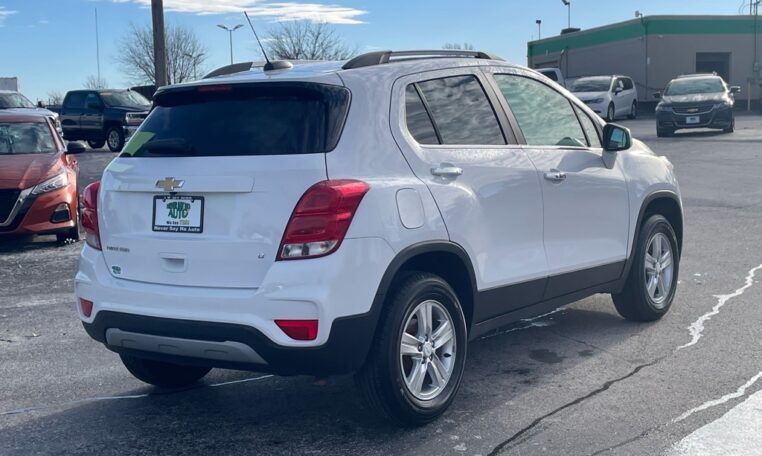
46, 90, 64, 105
443, 42, 475, 51
116, 23, 207, 85
83, 75, 109, 89
266, 21, 357, 61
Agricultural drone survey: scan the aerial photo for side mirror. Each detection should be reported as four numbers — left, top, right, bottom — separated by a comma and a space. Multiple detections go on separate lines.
730, 86, 741, 94
614, 87, 623, 95
65, 141, 87, 155
653, 92, 662, 99
603, 123, 631, 152
37, 101, 44, 108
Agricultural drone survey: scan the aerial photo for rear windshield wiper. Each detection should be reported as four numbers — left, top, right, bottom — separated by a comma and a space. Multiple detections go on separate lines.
137, 138, 195, 156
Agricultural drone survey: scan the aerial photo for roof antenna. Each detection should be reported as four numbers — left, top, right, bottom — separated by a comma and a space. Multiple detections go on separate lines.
244, 11, 293, 71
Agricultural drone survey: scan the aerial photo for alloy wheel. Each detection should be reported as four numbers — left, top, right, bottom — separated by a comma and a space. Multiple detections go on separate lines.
644, 232, 674, 307
399, 299, 456, 401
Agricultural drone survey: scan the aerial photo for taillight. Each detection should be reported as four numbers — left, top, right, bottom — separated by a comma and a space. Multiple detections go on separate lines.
79, 298, 94, 317
275, 320, 318, 341
278, 180, 369, 260
80, 181, 101, 250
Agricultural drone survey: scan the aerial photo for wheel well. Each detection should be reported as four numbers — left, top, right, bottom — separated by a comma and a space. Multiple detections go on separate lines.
103, 121, 122, 132
396, 251, 476, 327
643, 197, 683, 253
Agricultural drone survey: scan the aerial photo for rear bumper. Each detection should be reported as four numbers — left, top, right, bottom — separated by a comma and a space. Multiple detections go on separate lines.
75, 237, 395, 375
83, 309, 380, 375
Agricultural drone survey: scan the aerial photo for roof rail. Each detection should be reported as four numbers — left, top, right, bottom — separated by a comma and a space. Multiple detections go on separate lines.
342, 49, 504, 70
676, 72, 718, 79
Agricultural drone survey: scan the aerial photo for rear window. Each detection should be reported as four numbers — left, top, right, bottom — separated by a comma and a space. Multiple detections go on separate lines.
122, 83, 350, 157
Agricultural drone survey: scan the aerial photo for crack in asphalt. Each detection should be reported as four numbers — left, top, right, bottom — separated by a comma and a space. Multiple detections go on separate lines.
0, 374, 273, 417
491, 262, 762, 455
487, 357, 666, 456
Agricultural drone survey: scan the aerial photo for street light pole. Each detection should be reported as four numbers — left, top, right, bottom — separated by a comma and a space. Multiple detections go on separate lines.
217, 24, 243, 65
561, 0, 571, 29
536, 19, 542, 39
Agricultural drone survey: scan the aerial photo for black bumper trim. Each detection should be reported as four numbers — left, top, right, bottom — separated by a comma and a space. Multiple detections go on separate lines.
83, 306, 381, 376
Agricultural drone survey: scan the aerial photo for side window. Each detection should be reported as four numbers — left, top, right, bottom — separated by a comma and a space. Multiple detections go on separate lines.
416, 75, 505, 145
573, 105, 602, 148
84, 93, 101, 108
405, 85, 439, 144
623, 78, 634, 90
493, 74, 587, 148
63, 92, 86, 109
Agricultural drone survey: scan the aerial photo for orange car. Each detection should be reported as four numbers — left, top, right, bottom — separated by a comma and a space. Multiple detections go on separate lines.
0, 112, 85, 242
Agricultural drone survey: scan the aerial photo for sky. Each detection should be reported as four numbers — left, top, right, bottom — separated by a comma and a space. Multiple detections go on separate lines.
0, 0, 752, 102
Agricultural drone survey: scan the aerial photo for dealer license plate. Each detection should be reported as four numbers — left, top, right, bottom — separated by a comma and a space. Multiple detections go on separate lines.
152, 195, 204, 233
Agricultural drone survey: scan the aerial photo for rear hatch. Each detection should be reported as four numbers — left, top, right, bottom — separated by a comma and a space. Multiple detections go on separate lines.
98, 81, 350, 288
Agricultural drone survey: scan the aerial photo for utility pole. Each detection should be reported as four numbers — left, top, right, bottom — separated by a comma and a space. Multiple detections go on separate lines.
151, 0, 168, 87
536, 19, 542, 39
217, 24, 244, 65
95, 8, 101, 86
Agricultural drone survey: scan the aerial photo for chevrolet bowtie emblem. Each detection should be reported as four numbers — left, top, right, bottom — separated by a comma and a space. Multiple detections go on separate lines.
156, 177, 185, 192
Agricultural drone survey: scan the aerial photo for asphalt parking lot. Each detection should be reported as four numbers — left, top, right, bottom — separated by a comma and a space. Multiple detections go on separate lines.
1, 115, 762, 455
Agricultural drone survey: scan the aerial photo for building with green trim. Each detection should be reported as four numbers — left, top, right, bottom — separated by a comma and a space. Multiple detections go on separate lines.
527, 15, 761, 104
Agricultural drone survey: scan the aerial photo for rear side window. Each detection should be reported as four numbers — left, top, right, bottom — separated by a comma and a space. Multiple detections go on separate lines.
405, 85, 439, 144
122, 83, 350, 157
410, 75, 505, 145
64, 92, 86, 109
494, 74, 586, 147
539, 70, 558, 81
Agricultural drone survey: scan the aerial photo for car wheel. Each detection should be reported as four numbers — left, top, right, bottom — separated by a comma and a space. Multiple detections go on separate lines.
355, 272, 467, 426
120, 354, 211, 388
56, 197, 81, 244
87, 140, 105, 149
106, 127, 125, 152
627, 101, 637, 119
612, 214, 679, 322
656, 128, 673, 138
606, 103, 615, 121
723, 116, 735, 133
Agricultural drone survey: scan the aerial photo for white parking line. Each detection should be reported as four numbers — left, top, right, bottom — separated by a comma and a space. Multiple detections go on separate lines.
666, 384, 762, 456
677, 264, 762, 350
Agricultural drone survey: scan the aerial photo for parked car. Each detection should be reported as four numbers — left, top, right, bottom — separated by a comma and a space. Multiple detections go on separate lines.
0, 112, 85, 242
570, 75, 638, 121
654, 74, 739, 137
0, 90, 62, 135
58, 89, 151, 152
74, 50, 682, 425
536, 68, 566, 88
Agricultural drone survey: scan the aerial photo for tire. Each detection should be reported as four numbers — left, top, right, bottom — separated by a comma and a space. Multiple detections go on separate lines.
606, 103, 616, 121
106, 127, 125, 152
723, 115, 735, 133
120, 354, 211, 388
56, 197, 81, 244
87, 139, 105, 149
612, 214, 679, 322
355, 272, 467, 426
656, 128, 673, 138
627, 101, 637, 119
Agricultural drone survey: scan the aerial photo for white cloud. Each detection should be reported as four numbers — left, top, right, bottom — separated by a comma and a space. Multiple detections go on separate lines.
0, 6, 18, 27
113, 1, 366, 24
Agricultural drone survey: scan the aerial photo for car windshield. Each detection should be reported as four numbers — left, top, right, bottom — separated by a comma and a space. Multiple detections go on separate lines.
0, 122, 56, 154
0, 92, 36, 109
665, 78, 725, 96
571, 77, 612, 92
99, 91, 151, 108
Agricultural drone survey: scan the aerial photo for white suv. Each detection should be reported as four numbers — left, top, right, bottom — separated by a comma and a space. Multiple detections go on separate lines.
570, 75, 639, 121
75, 50, 682, 425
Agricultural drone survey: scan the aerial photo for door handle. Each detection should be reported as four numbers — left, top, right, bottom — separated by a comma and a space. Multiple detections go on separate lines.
431, 165, 463, 178
544, 169, 567, 182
